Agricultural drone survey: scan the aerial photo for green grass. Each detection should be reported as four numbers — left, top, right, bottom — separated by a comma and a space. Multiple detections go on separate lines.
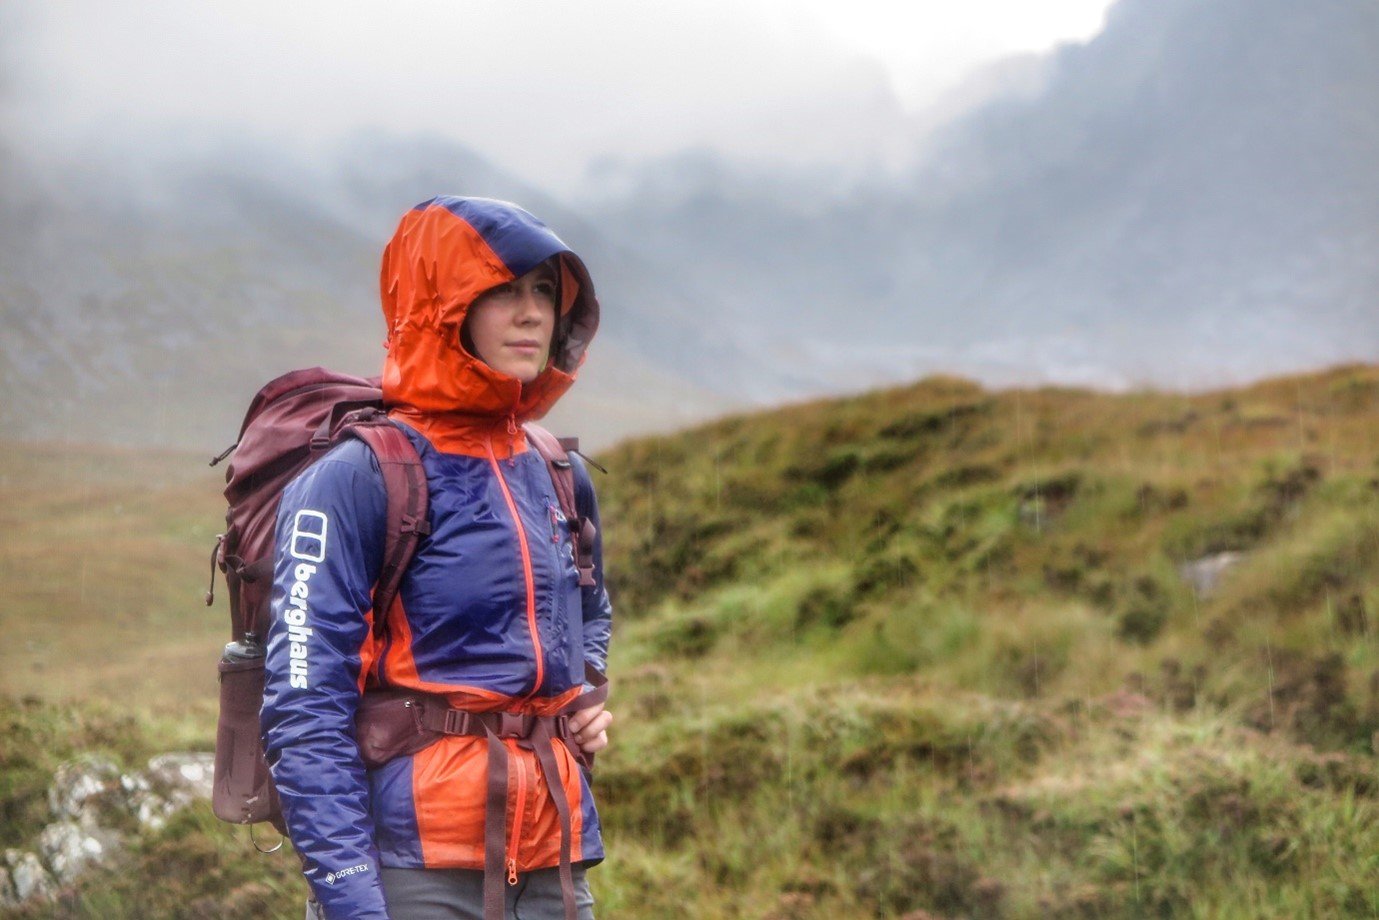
4, 363, 1379, 917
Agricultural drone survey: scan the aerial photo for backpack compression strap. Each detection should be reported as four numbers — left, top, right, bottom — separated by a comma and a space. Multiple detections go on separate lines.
340, 413, 430, 641
523, 423, 598, 587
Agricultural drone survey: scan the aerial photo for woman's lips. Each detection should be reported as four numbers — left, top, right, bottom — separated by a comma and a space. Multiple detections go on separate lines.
508, 341, 541, 354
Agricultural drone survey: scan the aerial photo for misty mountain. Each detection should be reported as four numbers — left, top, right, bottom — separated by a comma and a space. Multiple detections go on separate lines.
0, 135, 745, 450
2, 0, 1375, 452
585, 0, 1379, 390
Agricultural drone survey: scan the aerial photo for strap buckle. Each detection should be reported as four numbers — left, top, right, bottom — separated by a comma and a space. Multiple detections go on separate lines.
442, 709, 471, 735
498, 712, 531, 738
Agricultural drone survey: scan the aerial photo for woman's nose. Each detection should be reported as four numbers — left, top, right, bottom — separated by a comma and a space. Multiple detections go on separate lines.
515, 288, 544, 323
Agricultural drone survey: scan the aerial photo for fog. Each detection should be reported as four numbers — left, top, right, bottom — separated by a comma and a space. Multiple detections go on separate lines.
5, 0, 1111, 195
1, 0, 1374, 450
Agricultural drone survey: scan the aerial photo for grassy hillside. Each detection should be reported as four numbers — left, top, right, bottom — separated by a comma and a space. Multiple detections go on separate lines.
587, 362, 1379, 917
2, 364, 1378, 917
602, 364, 1379, 741
0, 441, 227, 707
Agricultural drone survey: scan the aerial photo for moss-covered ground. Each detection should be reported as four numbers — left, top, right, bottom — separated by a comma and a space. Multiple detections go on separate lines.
2, 364, 1377, 917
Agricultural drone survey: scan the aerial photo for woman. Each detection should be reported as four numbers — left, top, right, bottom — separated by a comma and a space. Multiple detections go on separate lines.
261, 196, 614, 920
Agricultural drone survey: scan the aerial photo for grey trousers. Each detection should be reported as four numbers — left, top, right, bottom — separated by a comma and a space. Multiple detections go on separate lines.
377, 865, 595, 920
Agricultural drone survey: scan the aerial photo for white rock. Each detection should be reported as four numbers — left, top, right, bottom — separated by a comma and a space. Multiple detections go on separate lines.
47, 757, 120, 822
145, 752, 215, 804
131, 790, 176, 832
3, 849, 55, 903
120, 772, 151, 795
1178, 551, 1246, 598
4, 751, 218, 900
38, 820, 118, 885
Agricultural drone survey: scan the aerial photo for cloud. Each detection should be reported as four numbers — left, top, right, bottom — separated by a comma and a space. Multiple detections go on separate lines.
8, 1, 918, 188
12, 0, 1119, 198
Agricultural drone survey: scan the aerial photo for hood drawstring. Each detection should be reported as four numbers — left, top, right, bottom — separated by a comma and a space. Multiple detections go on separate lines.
506, 415, 520, 462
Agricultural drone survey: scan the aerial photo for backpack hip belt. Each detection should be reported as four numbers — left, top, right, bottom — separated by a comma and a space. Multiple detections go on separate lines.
354, 666, 608, 920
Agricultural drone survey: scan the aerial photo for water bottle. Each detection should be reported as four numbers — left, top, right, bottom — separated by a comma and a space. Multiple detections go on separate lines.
223, 631, 265, 663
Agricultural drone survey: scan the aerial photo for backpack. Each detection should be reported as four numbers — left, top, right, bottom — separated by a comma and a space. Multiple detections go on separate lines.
204, 366, 598, 837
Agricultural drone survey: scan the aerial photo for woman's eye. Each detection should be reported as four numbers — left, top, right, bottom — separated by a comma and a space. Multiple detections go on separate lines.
534, 282, 557, 300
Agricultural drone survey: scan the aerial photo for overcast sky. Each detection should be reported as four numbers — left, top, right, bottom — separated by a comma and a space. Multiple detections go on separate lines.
5, 0, 1114, 194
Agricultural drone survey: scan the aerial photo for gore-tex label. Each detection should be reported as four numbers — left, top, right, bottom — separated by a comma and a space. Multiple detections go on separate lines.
325, 862, 370, 884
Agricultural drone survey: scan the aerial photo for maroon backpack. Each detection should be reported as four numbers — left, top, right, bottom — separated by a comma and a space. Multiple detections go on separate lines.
204, 366, 596, 838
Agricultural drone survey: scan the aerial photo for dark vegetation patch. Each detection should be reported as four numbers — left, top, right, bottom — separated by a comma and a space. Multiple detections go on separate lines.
794, 584, 856, 632
612, 513, 743, 616
1114, 574, 1173, 645
1041, 541, 1110, 594
850, 551, 920, 599
915, 488, 1020, 574
1245, 650, 1376, 751
931, 462, 1003, 490
1131, 482, 1190, 516
994, 640, 1069, 699
1333, 591, 1372, 638
1164, 458, 1323, 560
846, 814, 996, 917
1137, 410, 1201, 437
652, 614, 719, 659
1013, 471, 1083, 528
878, 399, 992, 442
786, 447, 861, 492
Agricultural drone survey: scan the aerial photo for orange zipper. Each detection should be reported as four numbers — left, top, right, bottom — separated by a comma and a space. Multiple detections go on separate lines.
506, 739, 528, 885
485, 431, 544, 696
487, 427, 541, 887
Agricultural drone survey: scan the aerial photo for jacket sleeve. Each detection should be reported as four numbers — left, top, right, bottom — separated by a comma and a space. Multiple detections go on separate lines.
572, 456, 613, 676
261, 441, 390, 920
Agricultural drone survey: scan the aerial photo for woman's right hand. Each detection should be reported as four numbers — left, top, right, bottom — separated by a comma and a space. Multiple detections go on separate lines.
568, 703, 613, 754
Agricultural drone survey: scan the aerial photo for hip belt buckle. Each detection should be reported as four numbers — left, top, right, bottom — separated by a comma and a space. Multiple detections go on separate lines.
498, 711, 531, 739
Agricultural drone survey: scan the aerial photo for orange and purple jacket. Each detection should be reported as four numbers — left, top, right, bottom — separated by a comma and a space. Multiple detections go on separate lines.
261, 197, 610, 919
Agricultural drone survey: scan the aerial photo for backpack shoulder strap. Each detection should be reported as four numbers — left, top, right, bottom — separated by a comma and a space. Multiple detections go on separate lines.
523, 423, 598, 588
343, 415, 430, 640
523, 423, 577, 518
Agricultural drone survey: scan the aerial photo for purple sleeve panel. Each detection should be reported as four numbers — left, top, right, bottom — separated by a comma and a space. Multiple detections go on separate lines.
261, 440, 392, 919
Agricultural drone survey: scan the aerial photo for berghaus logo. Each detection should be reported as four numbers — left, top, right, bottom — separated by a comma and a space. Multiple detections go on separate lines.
286, 510, 328, 689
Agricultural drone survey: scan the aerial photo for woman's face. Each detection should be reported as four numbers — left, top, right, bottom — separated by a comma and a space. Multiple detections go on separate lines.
463, 260, 558, 384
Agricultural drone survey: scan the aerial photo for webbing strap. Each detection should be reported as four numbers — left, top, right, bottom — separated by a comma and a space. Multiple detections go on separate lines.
484, 728, 509, 920
524, 423, 579, 519
529, 720, 578, 920
523, 423, 598, 588
346, 421, 430, 641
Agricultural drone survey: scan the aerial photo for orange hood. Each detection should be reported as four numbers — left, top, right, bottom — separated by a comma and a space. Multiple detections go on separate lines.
378, 197, 599, 453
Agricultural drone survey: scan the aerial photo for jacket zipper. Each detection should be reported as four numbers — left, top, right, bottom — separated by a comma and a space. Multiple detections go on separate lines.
506, 739, 528, 884
485, 430, 544, 696
548, 504, 569, 637
486, 426, 543, 886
